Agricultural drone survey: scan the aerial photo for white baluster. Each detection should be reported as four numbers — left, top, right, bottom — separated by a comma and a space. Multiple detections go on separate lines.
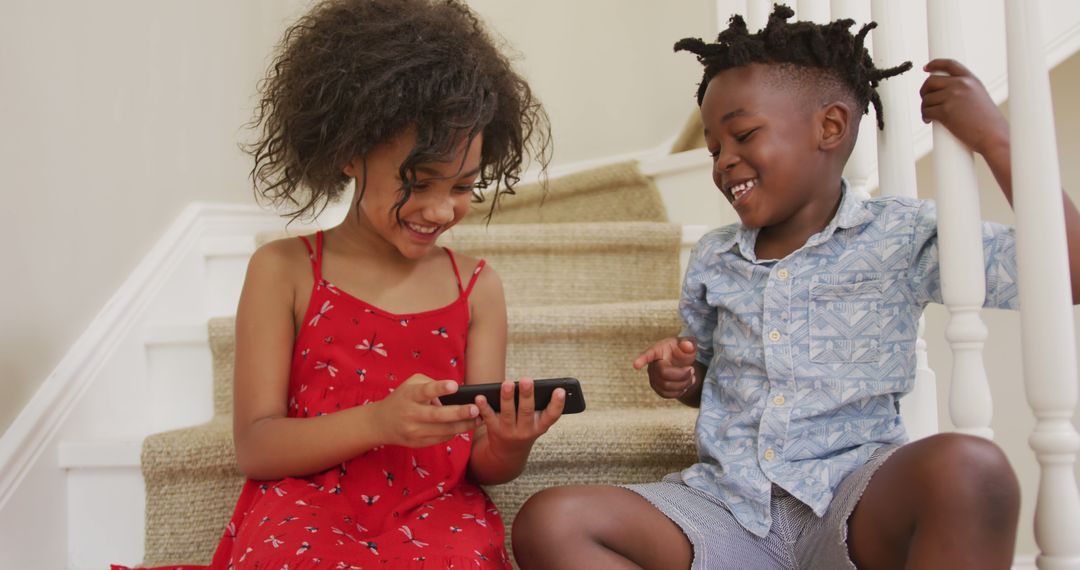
870, 0, 938, 440
829, 0, 875, 199
926, 0, 993, 440
714, 0, 744, 35
1004, 1, 1080, 567
745, 0, 771, 31
796, 0, 830, 24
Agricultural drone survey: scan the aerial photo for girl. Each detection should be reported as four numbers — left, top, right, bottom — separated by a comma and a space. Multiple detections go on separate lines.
118, 0, 560, 568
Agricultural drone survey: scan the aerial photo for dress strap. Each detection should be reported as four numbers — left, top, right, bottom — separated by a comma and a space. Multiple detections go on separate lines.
443, 248, 486, 298
444, 247, 466, 295
463, 259, 486, 298
297, 231, 324, 282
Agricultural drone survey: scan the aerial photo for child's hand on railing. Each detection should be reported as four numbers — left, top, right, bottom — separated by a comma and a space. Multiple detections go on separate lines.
634, 337, 699, 399
920, 58, 1010, 157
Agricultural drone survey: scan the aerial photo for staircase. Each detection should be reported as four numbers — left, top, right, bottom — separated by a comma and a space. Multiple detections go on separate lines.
137, 162, 699, 566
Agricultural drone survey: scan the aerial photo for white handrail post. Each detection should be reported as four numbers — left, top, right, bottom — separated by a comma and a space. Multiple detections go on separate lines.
870, 0, 938, 441
797, 0, 830, 24
745, 0, 771, 31
831, 0, 876, 199
714, 0, 744, 36
1004, 1, 1080, 567
926, 0, 993, 440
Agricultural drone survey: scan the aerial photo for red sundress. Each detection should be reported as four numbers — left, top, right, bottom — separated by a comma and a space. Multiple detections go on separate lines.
117, 230, 510, 570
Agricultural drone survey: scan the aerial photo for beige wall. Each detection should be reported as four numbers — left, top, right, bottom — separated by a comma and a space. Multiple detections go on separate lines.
915, 51, 1080, 556
0, 1, 712, 435
0, 1, 297, 434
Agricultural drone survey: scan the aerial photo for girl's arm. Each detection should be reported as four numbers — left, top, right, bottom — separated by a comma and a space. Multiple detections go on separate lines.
463, 263, 563, 485
233, 241, 478, 480
921, 58, 1080, 303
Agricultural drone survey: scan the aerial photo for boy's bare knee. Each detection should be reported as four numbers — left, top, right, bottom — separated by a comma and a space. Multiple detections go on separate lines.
513, 487, 589, 552
916, 434, 1020, 522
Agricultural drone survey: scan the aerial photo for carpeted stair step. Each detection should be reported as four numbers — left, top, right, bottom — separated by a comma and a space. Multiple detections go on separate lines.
208, 300, 683, 417
439, 221, 680, 306
459, 161, 668, 224
258, 221, 682, 307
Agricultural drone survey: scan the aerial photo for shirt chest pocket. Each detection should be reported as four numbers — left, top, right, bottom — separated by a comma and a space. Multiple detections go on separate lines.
808, 277, 883, 363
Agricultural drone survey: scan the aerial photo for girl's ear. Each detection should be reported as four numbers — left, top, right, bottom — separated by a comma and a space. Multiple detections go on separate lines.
818, 101, 852, 151
343, 158, 363, 179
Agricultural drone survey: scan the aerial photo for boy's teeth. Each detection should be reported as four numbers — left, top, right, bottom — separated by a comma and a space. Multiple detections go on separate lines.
730, 179, 756, 200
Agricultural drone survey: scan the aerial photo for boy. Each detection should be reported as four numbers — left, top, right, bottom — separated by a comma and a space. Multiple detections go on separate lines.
512, 5, 1080, 569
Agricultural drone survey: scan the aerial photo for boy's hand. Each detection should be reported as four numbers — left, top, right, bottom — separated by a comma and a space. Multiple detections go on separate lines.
633, 337, 698, 399
474, 377, 564, 459
372, 374, 480, 448
920, 58, 1009, 156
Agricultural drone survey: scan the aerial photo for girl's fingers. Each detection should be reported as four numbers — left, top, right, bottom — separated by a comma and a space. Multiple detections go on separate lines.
537, 387, 565, 430
517, 377, 536, 419
475, 395, 500, 426
427, 402, 478, 423
415, 379, 459, 402
498, 379, 516, 427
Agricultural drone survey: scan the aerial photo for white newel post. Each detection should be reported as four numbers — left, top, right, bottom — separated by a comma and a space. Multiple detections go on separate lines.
870, 0, 938, 441
926, 0, 993, 440
796, 0, 830, 24
1004, 1, 1080, 567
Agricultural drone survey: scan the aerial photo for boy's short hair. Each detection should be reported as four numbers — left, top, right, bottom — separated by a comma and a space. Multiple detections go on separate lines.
675, 4, 911, 130
247, 0, 551, 221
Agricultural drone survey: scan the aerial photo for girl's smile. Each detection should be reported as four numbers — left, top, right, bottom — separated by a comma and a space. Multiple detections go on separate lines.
341, 130, 483, 261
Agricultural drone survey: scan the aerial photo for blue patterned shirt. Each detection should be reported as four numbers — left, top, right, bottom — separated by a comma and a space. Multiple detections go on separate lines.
679, 184, 1018, 537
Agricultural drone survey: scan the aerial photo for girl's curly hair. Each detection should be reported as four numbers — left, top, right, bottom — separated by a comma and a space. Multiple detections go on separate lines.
674, 4, 911, 129
246, 0, 551, 222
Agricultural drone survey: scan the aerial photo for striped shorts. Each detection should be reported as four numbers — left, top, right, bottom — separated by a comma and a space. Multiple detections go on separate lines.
622, 445, 899, 570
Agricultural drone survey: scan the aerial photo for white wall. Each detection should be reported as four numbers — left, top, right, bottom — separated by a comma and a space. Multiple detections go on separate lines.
0, 0, 713, 437
0, 0, 299, 435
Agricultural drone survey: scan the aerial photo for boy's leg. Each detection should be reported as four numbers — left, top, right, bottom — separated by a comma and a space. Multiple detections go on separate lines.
846, 433, 1021, 569
512, 485, 693, 570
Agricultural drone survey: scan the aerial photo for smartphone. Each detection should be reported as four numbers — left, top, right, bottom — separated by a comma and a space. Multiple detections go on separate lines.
438, 377, 586, 414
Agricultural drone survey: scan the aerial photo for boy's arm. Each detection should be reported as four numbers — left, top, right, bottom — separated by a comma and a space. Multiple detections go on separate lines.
921, 58, 1080, 303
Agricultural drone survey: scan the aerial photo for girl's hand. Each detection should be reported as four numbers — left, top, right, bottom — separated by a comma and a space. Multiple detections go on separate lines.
372, 374, 480, 448
633, 337, 698, 399
474, 377, 564, 460
920, 58, 1009, 156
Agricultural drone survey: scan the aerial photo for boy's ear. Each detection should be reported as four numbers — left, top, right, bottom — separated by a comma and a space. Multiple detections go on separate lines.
818, 102, 852, 151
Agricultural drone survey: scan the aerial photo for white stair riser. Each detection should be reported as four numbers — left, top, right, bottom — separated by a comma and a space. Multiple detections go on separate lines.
145, 342, 214, 433
66, 467, 144, 570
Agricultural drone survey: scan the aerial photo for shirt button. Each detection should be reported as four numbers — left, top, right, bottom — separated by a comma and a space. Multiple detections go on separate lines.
773, 395, 786, 406
768, 330, 782, 342
777, 268, 790, 280
764, 448, 776, 461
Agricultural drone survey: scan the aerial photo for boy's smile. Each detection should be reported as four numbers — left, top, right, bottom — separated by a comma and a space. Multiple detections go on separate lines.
700, 64, 851, 257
